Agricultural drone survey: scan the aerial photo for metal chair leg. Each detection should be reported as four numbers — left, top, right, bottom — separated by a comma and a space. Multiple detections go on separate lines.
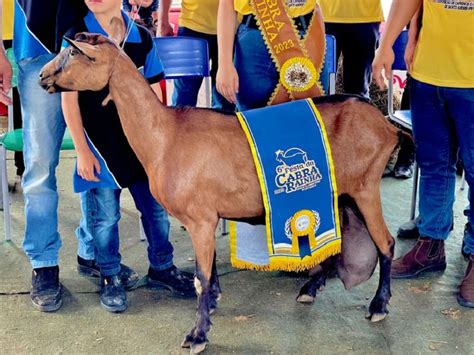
1, 146, 12, 241
410, 163, 419, 221
204, 77, 211, 108
460, 170, 466, 191
221, 219, 228, 236
139, 215, 146, 241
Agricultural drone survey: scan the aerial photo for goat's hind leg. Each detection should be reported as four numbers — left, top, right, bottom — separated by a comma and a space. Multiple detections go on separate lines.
355, 189, 394, 322
297, 257, 336, 304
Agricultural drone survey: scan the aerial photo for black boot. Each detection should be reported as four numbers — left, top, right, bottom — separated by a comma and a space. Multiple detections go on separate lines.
31, 266, 63, 312
100, 274, 128, 313
148, 266, 195, 298
77, 256, 140, 289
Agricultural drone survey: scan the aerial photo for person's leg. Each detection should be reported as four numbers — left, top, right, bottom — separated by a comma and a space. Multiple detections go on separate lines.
234, 24, 279, 111
453, 88, 474, 306
448, 87, 474, 257
340, 23, 380, 98
392, 79, 457, 278
84, 187, 127, 312
206, 33, 235, 111
18, 54, 66, 311
171, 27, 205, 107
128, 180, 194, 297
18, 54, 65, 269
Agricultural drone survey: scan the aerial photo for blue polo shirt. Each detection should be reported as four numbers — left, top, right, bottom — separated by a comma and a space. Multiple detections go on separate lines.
64, 11, 164, 192
13, 0, 88, 61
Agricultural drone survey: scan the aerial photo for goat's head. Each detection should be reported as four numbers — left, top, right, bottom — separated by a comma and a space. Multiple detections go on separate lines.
39, 17, 125, 93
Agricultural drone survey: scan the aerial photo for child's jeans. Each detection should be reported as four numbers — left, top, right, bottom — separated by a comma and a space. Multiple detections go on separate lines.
77, 180, 174, 276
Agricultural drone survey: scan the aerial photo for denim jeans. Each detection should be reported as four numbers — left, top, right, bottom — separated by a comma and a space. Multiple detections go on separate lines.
172, 27, 234, 111
410, 79, 474, 255
234, 24, 279, 111
18, 54, 93, 268
325, 22, 380, 98
78, 180, 173, 276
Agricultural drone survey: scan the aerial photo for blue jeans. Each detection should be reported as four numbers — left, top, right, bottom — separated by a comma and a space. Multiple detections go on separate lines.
18, 54, 94, 268
77, 180, 173, 276
234, 24, 279, 111
325, 22, 380, 98
410, 79, 474, 255
172, 27, 234, 111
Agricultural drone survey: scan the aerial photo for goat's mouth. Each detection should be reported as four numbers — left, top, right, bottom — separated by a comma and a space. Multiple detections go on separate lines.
39, 79, 68, 94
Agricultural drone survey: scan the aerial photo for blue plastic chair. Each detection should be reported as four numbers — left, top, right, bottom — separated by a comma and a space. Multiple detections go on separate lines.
154, 36, 211, 107
321, 34, 337, 95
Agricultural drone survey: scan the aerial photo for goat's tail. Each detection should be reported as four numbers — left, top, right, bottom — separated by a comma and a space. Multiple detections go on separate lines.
392, 130, 415, 169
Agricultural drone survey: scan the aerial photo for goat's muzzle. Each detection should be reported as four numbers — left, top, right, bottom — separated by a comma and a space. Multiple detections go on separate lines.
38, 70, 58, 94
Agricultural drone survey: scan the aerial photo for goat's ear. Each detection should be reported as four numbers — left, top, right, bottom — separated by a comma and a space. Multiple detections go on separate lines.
109, 17, 125, 46
67, 37, 99, 59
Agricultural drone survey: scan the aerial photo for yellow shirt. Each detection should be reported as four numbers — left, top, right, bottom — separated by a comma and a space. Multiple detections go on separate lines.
235, 0, 318, 18
319, 0, 384, 23
179, 0, 219, 35
411, 0, 474, 88
2, 0, 14, 41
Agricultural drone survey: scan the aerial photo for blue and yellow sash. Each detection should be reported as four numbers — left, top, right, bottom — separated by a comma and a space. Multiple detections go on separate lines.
230, 99, 341, 271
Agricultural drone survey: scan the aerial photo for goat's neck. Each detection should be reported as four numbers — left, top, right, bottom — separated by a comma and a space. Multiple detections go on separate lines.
108, 55, 172, 170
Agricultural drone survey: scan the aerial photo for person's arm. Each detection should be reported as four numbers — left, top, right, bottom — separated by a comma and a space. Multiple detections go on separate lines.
216, 0, 239, 104
404, 5, 423, 72
158, 0, 173, 37
0, 2, 12, 105
61, 92, 101, 182
372, 0, 423, 89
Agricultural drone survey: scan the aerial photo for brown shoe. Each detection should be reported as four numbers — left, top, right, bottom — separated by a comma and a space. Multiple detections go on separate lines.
391, 237, 446, 279
457, 255, 474, 308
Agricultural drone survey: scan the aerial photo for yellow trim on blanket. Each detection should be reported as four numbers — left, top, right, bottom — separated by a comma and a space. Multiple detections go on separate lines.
236, 112, 274, 256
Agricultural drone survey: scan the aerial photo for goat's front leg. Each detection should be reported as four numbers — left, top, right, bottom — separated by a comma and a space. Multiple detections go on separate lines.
296, 257, 335, 303
209, 252, 221, 314
181, 221, 217, 354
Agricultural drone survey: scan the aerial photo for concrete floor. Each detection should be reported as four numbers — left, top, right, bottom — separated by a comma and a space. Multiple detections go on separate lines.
0, 151, 473, 354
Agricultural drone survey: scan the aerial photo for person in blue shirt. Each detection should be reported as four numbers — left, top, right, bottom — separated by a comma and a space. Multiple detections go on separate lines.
62, 0, 195, 312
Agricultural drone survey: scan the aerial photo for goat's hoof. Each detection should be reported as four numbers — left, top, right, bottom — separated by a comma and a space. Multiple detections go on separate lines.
209, 306, 217, 315
181, 333, 194, 348
190, 341, 208, 354
366, 312, 388, 323
296, 294, 315, 304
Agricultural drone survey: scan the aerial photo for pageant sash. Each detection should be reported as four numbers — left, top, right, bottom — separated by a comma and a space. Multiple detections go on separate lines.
230, 99, 341, 271
250, 0, 326, 105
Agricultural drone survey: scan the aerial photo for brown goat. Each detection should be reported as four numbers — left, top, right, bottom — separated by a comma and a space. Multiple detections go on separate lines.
39, 28, 406, 353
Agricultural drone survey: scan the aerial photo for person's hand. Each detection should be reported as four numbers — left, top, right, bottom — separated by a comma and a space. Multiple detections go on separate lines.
372, 46, 395, 90
77, 149, 101, 182
158, 19, 174, 37
404, 39, 417, 73
0, 52, 12, 105
216, 63, 239, 104
129, 0, 153, 8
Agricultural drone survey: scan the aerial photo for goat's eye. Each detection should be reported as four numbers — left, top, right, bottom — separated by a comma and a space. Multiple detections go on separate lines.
69, 49, 77, 57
